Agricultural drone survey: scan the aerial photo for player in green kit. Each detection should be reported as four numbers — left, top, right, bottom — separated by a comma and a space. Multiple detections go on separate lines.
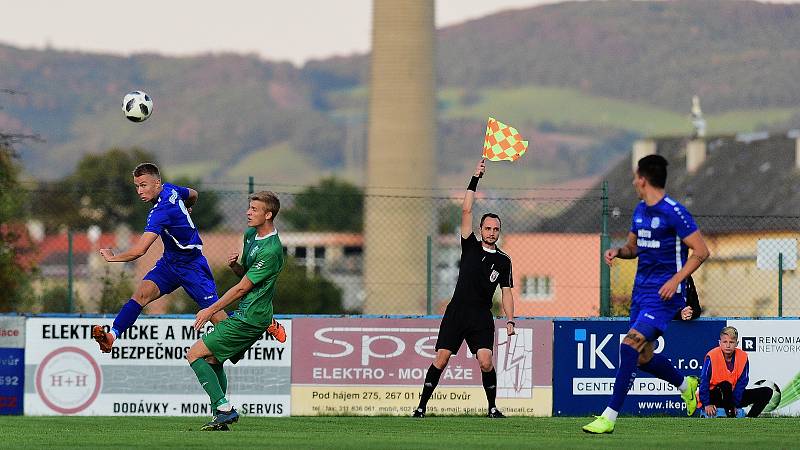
186, 191, 286, 431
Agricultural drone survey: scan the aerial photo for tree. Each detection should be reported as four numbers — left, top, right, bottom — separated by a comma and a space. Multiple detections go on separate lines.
69, 147, 156, 231
0, 89, 41, 312
274, 258, 352, 314
0, 144, 33, 312
30, 149, 225, 232
283, 177, 364, 232
38, 283, 84, 314
30, 147, 156, 232
95, 268, 134, 314
437, 202, 462, 234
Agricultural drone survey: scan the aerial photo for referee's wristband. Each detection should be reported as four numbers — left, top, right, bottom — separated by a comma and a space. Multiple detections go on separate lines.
467, 176, 480, 191
506, 320, 515, 326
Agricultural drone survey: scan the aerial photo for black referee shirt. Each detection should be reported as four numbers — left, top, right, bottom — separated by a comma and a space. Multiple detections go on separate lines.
450, 232, 513, 310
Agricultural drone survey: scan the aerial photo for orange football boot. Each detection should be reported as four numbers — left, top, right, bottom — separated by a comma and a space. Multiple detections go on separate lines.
266, 319, 286, 343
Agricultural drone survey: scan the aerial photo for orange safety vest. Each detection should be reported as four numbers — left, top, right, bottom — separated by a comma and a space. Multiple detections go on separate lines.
698, 347, 748, 408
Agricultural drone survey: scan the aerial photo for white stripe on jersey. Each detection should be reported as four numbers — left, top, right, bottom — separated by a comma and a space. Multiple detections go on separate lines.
495, 249, 512, 263
675, 233, 683, 294
164, 229, 203, 250
496, 249, 514, 288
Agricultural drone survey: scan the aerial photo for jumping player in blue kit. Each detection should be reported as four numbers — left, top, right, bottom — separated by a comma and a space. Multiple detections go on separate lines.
91, 163, 228, 353
583, 155, 711, 434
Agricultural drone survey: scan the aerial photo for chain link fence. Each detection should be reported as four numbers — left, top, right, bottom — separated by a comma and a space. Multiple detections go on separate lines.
12, 183, 800, 318
609, 215, 800, 318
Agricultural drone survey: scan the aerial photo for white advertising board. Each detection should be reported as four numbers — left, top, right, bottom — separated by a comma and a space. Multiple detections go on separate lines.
24, 317, 291, 416
728, 319, 800, 415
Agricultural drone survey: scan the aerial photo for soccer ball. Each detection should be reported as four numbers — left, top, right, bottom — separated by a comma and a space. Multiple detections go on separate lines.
754, 379, 782, 412
122, 91, 153, 122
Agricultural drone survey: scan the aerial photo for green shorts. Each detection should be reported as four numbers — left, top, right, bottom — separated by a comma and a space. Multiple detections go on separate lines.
202, 315, 266, 364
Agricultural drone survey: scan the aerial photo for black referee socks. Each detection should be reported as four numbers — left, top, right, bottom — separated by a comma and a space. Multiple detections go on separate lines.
418, 365, 497, 410
417, 364, 444, 409
482, 369, 497, 409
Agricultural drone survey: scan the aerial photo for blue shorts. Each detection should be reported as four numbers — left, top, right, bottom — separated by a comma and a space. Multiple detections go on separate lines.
629, 289, 684, 342
143, 255, 218, 308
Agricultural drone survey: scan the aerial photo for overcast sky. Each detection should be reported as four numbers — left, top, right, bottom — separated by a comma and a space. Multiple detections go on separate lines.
1, 0, 797, 65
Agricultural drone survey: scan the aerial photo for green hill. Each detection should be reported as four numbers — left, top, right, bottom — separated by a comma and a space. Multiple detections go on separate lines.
2, 0, 800, 185
439, 86, 799, 136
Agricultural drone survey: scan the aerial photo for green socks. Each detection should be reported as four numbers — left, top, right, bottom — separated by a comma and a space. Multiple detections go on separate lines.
209, 362, 228, 412
210, 362, 228, 394
190, 359, 228, 409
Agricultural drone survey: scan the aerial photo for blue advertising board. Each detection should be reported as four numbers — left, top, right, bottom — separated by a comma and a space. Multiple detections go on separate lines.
0, 317, 25, 415
553, 319, 726, 416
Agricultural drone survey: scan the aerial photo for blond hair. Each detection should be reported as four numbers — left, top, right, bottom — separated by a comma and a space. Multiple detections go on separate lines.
720, 326, 738, 340
250, 191, 280, 219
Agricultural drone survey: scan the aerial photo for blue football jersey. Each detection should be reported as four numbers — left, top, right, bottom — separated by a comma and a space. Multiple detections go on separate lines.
630, 195, 698, 292
143, 183, 203, 262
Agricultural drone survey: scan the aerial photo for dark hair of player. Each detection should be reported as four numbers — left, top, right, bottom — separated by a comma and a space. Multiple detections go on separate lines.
637, 154, 668, 188
133, 162, 161, 179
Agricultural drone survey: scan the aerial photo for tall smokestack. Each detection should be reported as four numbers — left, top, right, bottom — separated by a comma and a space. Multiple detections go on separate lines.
363, 0, 436, 313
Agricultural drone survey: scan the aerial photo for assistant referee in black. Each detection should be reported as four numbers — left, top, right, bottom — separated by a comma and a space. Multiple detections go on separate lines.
413, 159, 515, 419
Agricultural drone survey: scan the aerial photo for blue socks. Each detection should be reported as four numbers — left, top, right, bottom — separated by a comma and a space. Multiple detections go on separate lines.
111, 299, 143, 337
608, 343, 639, 412
639, 353, 683, 387
606, 345, 684, 414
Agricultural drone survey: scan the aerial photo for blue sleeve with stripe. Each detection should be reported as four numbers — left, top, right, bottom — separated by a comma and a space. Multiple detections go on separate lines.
173, 184, 190, 200
667, 203, 698, 239
698, 356, 712, 406
144, 207, 168, 234
734, 359, 749, 407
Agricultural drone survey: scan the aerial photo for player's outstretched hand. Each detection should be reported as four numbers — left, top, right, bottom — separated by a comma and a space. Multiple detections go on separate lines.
705, 404, 717, 417
474, 159, 486, 178
194, 307, 214, 331
227, 252, 240, 267
99, 248, 115, 261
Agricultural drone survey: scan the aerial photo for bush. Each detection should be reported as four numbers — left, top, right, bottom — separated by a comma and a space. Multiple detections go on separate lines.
96, 269, 134, 314
275, 259, 352, 314
38, 283, 82, 313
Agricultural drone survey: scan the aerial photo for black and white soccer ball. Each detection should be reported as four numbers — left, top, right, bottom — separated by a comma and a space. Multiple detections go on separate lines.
754, 379, 782, 413
122, 91, 153, 122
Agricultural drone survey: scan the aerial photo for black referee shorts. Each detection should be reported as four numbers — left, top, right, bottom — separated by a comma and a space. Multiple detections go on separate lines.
435, 305, 495, 354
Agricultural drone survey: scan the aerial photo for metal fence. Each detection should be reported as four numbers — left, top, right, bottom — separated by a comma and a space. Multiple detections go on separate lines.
11, 183, 800, 318
609, 214, 800, 318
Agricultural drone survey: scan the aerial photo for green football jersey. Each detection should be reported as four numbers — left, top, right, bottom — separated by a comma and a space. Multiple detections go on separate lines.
234, 227, 285, 328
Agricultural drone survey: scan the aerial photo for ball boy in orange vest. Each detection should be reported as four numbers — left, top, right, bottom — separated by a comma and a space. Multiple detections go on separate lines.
698, 326, 772, 417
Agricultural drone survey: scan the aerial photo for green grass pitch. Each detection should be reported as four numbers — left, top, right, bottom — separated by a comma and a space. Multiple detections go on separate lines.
3, 416, 797, 448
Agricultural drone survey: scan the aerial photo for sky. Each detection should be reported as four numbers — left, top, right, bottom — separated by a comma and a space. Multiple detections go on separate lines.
0, 0, 565, 65
1, 0, 798, 66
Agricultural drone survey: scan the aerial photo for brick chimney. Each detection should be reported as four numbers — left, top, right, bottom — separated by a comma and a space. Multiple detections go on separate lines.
686, 139, 706, 174
632, 139, 656, 171
795, 136, 800, 171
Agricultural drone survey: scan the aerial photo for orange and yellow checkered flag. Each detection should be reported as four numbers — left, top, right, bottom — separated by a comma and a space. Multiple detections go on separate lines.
482, 117, 528, 162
